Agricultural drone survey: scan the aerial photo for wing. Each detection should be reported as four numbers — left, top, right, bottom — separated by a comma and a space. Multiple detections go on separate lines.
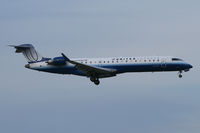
61, 53, 116, 78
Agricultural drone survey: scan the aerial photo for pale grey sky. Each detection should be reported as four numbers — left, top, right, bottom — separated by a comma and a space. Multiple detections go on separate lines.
0, 0, 200, 133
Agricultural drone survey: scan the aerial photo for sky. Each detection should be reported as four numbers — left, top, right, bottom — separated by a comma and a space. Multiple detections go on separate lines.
0, 0, 200, 133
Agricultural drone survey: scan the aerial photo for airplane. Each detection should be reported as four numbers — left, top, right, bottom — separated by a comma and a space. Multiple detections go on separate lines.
10, 44, 193, 85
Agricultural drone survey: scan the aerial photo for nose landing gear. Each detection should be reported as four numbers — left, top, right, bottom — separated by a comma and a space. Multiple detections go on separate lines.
178, 71, 183, 78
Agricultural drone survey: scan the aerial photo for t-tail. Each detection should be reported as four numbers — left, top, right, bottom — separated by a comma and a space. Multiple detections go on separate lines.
9, 44, 47, 63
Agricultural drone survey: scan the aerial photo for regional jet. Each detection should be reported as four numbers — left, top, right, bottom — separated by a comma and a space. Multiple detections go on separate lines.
10, 44, 193, 85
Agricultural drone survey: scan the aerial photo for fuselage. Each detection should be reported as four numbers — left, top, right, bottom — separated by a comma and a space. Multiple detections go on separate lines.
27, 56, 192, 77
10, 44, 193, 85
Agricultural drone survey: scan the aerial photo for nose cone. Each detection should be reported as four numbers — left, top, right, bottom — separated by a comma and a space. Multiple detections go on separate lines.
184, 63, 193, 70
186, 63, 193, 69
189, 64, 193, 69
182, 63, 192, 72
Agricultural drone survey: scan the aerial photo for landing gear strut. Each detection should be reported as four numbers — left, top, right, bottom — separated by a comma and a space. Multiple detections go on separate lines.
90, 77, 100, 85
178, 71, 183, 78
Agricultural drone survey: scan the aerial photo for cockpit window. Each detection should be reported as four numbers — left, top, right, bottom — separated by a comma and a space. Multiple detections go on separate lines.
172, 58, 183, 61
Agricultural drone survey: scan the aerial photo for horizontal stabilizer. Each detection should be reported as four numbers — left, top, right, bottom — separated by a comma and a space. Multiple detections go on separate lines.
9, 44, 43, 63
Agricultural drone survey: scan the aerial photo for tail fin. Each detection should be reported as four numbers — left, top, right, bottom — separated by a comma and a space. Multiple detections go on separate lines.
9, 44, 44, 63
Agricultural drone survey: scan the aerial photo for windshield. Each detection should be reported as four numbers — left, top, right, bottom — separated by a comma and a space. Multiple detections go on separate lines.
172, 58, 183, 61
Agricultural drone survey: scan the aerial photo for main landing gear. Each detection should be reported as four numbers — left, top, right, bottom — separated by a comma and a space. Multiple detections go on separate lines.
90, 77, 100, 85
178, 71, 183, 78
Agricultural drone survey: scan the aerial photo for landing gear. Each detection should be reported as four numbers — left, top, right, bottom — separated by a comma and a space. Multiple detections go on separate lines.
94, 80, 100, 85
178, 71, 183, 78
90, 77, 95, 82
90, 77, 100, 85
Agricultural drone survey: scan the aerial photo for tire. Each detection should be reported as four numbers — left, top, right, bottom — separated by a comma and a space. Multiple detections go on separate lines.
94, 80, 100, 85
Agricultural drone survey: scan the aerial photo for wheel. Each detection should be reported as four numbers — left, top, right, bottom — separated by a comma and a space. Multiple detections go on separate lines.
94, 80, 100, 85
179, 74, 182, 78
90, 77, 95, 82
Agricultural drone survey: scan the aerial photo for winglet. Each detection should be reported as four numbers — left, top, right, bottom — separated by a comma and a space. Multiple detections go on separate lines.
61, 53, 70, 61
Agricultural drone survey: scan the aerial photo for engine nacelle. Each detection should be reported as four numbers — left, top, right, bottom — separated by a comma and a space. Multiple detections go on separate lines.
47, 57, 66, 66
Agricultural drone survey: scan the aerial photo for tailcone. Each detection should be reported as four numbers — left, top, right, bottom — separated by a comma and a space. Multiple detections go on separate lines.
25, 64, 30, 68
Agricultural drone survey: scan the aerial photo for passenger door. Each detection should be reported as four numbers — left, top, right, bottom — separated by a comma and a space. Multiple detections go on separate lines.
161, 59, 167, 69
